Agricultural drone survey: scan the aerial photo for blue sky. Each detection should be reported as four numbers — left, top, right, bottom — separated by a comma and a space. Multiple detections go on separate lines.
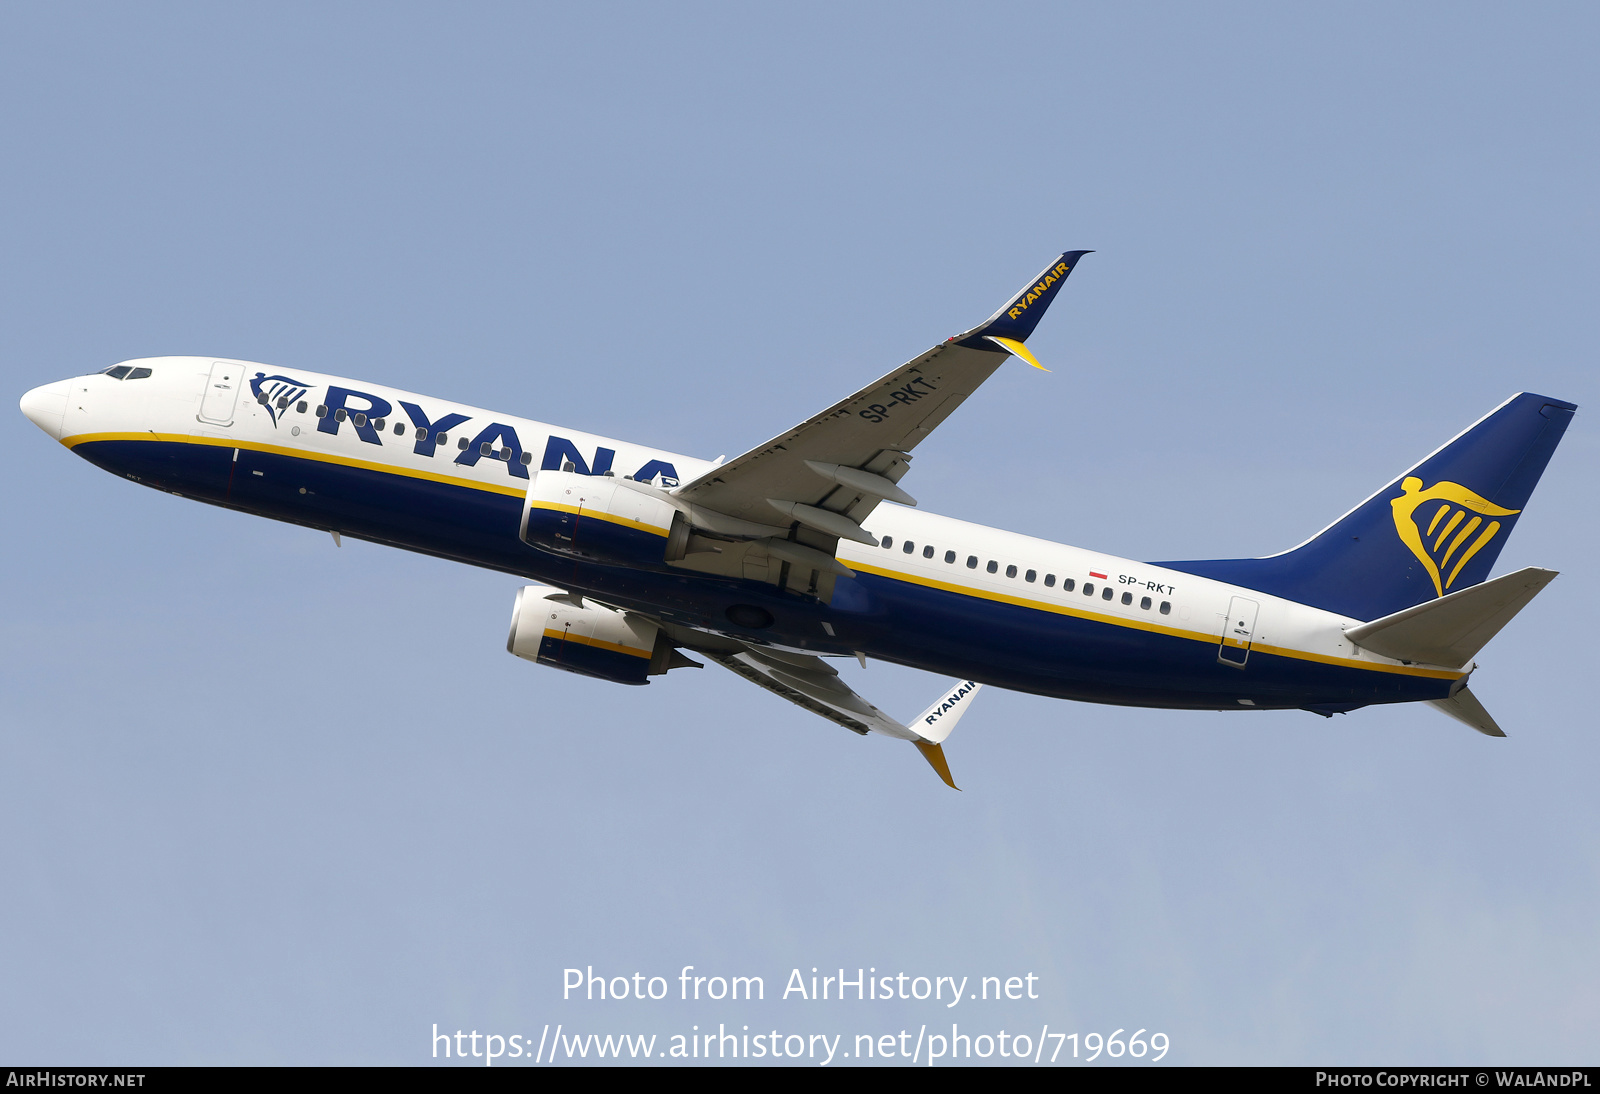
2, 2, 1596, 1065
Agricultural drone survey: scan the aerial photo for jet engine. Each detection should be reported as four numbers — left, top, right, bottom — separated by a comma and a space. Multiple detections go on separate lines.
519, 470, 689, 568
506, 585, 700, 685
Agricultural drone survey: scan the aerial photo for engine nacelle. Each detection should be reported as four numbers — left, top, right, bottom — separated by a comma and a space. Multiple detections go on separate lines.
506, 585, 697, 685
520, 470, 688, 568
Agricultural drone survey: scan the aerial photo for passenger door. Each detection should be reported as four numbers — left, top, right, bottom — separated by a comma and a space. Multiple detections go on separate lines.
1218, 595, 1260, 668
197, 360, 244, 426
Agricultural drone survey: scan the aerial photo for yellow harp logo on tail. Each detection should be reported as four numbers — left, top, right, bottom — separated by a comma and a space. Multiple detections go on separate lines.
1390, 477, 1520, 597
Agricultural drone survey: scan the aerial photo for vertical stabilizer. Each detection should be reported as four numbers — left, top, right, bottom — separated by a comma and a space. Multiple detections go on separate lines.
1162, 393, 1576, 621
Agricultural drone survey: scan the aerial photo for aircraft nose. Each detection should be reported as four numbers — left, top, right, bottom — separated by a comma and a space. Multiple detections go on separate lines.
20, 379, 70, 440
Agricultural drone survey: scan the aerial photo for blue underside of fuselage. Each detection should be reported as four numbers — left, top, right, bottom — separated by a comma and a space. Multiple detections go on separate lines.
78, 438, 1454, 711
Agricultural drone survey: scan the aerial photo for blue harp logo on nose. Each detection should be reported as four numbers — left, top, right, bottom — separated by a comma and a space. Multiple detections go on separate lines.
249, 373, 311, 427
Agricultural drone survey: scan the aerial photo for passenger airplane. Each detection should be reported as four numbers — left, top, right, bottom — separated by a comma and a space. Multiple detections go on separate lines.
19, 253, 1576, 787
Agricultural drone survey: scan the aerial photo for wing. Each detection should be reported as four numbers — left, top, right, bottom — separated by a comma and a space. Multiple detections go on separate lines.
671, 251, 1091, 547
659, 622, 983, 789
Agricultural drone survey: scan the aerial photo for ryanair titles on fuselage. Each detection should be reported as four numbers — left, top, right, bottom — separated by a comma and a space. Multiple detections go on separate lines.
249, 372, 682, 485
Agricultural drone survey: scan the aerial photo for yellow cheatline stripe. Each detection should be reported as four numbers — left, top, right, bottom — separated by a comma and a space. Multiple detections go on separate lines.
62, 431, 528, 498
542, 628, 652, 659
525, 499, 671, 537
846, 559, 1462, 681
987, 335, 1049, 371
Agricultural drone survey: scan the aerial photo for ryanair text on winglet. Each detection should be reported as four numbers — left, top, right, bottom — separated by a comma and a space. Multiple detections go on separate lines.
924, 681, 978, 728
1006, 262, 1071, 320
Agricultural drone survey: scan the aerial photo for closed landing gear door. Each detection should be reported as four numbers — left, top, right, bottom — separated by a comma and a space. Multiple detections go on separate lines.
1218, 595, 1260, 668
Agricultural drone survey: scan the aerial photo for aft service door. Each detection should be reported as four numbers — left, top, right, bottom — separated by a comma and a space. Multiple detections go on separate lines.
197, 360, 244, 426
1218, 595, 1260, 668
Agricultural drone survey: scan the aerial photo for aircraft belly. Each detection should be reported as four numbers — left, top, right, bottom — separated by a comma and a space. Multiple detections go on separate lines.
75, 439, 1456, 711
75, 437, 235, 499
839, 573, 1455, 710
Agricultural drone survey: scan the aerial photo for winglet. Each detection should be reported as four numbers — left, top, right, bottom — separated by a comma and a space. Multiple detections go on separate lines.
907, 680, 982, 790
986, 335, 1049, 371
959, 250, 1092, 349
912, 680, 982, 743
913, 740, 959, 789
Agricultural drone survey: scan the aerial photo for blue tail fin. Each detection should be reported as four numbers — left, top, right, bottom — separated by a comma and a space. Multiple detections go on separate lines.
1160, 392, 1577, 621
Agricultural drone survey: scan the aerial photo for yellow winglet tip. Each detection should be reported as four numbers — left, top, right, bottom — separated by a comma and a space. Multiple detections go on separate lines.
913, 740, 960, 790
987, 336, 1049, 371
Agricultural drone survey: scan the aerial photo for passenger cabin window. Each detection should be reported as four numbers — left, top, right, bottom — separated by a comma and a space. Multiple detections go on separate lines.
457, 437, 469, 450
1083, 582, 1094, 596
277, 397, 290, 409
1005, 564, 1017, 578
944, 551, 956, 564
296, 401, 307, 413
520, 451, 534, 465
1025, 569, 1036, 582
335, 409, 348, 422
1063, 578, 1075, 592
353, 412, 367, 427
903, 540, 915, 554
986, 560, 998, 574
923, 545, 934, 559
394, 422, 405, 435
1160, 601, 1172, 615
1102, 587, 1114, 601
1044, 574, 1055, 587
1121, 591, 1133, 605
966, 555, 978, 569
480, 441, 494, 456
881, 536, 893, 549
315, 405, 328, 417
1141, 596, 1152, 610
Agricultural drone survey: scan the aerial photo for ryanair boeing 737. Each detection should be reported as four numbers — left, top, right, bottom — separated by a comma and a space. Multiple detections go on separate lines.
18, 254, 1576, 787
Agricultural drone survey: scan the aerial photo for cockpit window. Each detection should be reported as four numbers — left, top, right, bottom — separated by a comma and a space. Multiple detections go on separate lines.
97, 365, 152, 380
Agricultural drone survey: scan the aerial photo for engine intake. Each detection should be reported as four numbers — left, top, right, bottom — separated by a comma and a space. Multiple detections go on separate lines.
520, 470, 689, 567
506, 585, 699, 685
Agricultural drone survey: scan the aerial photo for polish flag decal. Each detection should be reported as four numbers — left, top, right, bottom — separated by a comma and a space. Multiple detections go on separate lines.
1089, 571, 1108, 580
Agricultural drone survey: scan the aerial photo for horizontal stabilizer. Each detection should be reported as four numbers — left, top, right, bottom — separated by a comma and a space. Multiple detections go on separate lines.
1345, 567, 1557, 668
1427, 686, 1506, 737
